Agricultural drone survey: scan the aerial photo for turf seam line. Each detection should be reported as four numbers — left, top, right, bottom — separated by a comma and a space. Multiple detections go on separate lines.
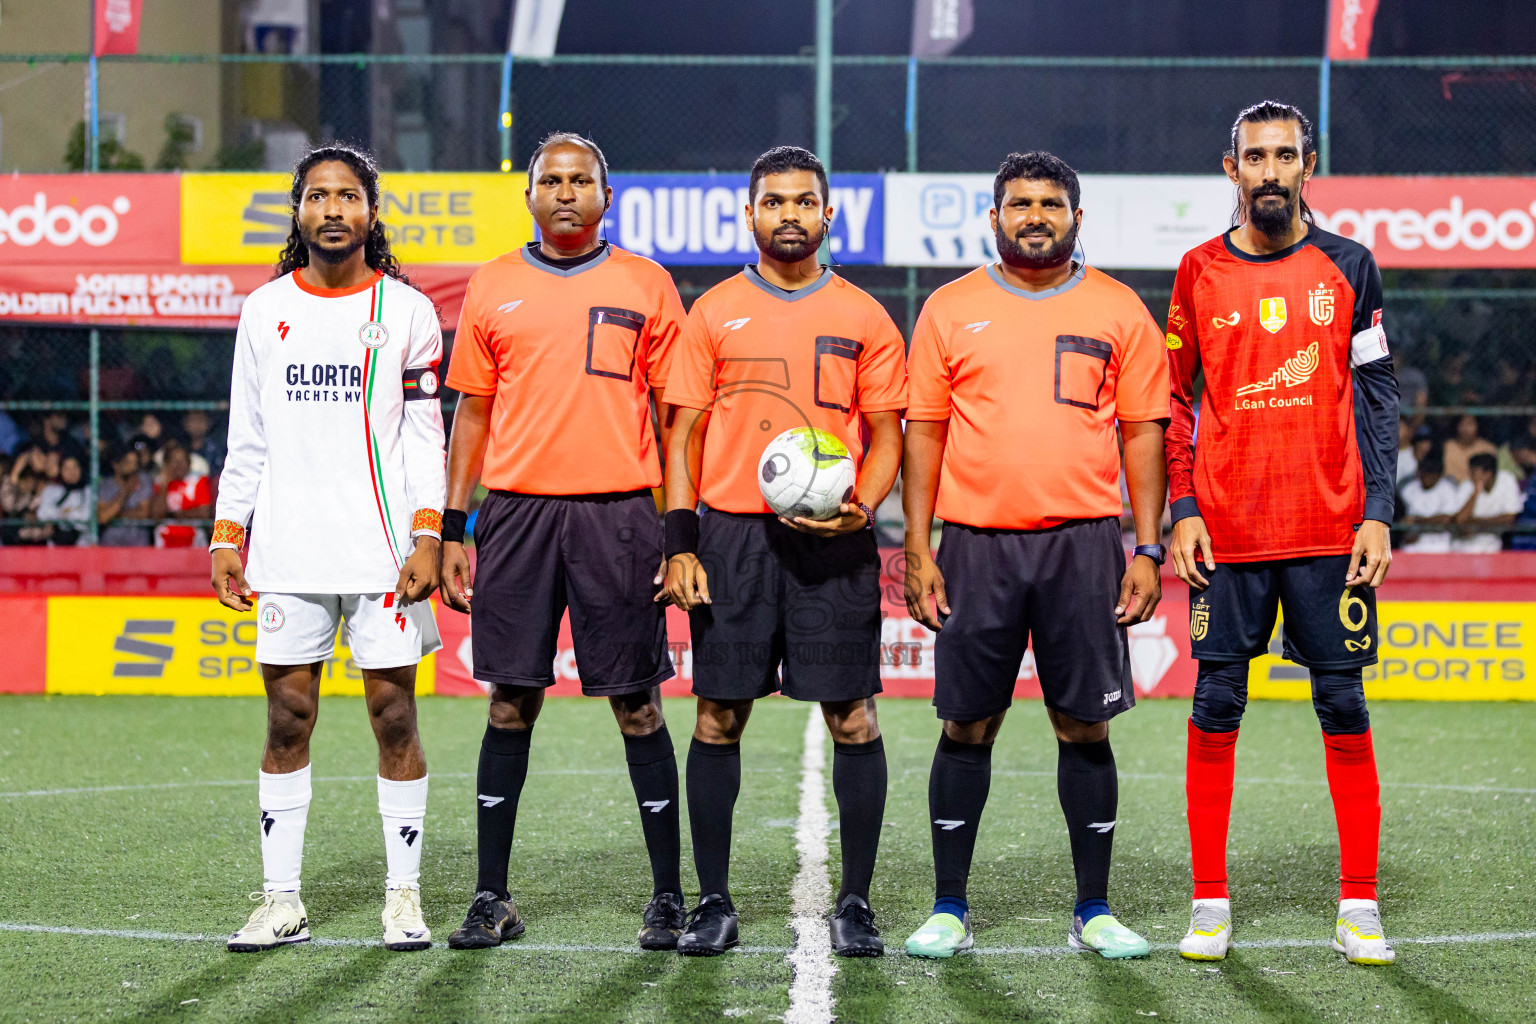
4, 922, 1533, 957
785, 706, 835, 1024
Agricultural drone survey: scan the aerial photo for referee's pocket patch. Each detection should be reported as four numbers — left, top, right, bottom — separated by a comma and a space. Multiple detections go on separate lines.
1054, 335, 1112, 411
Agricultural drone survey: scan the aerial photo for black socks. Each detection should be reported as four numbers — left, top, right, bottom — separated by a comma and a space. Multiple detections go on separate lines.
1056, 737, 1118, 907
623, 725, 683, 897
928, 734, 993, 900
686, 736, 742, 900
832, 736, 887, 904
475, 724, 533, 900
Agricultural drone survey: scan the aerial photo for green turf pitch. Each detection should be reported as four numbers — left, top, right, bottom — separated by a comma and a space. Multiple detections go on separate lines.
0, 696, 1532, 1023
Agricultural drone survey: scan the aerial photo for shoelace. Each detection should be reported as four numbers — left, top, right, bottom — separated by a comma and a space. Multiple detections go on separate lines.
836, 902, 876, 930
644, 896, 684, 929
386, 890, 422, 925
1339, 907, 1385, 939
463, 895, 504, 930
683, 900, 731, 931
1190, 905, 1230, 935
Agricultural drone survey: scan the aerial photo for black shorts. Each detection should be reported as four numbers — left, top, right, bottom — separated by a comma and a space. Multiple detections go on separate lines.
470, 490, 674, 696
689, 510, 882, 704
1188, 553, 1378, 670
932, 517, 1133, 723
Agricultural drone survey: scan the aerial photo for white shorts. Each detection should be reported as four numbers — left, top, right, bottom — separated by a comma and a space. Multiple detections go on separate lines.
254, 593, 443, 670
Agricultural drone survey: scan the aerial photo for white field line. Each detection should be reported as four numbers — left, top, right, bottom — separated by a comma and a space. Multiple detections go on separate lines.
0, 922, 790, 954
4, 921, 1531, 959
784, 707, 835, 1024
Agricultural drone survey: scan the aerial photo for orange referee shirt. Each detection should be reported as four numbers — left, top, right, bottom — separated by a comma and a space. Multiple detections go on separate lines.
446, 244, 684, 494
664, 267, 907, 514
906, 264, 1168, 531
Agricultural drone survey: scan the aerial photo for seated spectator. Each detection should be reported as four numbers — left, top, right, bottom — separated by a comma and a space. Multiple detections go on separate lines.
98, 443, 155, 547
1395, 361, 1428, 427
1441, 414, 1496, 485
1398, 449, 1471, 553
37, 410, 86, 465
182, 409, 225, 477
1513, 472, 1536, 552
1507, 415, 1536, 481
1452, 453, 1525, 553
34, 455, 90, 547
127, 413, 165, 464
153, 439, 211, 548
1396, 418, 1417, 485
0, 408, 20, 456
1, 445, 48, 545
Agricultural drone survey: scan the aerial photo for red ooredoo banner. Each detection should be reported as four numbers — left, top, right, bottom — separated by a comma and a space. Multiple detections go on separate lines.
1308, 177, 1536, 269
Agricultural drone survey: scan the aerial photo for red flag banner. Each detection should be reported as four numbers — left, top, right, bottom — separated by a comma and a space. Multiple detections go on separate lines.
1327, 0, 1380, 61
93, 0, 143, 56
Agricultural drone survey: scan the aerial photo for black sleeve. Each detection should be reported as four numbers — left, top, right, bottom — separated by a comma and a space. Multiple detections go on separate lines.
1315, 229, 1398, 524
1353, 360, 1399, 525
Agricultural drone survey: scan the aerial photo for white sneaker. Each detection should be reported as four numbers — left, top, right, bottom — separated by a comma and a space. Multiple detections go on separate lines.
228, 891, 310, 952
1333, 899, 1395, 965
1178, 898, 1232, 961
383, 886, 432, 951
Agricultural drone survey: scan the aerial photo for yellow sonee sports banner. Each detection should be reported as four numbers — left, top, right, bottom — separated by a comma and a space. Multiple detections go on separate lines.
180, 172, 534, 265
1250, 601, 1534, 702
46, 597, 435, 697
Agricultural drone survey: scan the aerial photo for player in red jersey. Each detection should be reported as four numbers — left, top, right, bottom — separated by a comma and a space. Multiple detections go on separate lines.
1164, 102, 1399, 965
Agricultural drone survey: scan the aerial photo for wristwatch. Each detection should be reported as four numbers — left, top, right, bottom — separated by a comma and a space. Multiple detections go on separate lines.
854, 502, 876, 530
1133, 543, 1166, 565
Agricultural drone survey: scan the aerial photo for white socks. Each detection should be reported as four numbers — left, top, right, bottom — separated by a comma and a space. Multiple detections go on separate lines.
257, 767, 427, 894
379, 774, 428, 889
258, 765, 312, 896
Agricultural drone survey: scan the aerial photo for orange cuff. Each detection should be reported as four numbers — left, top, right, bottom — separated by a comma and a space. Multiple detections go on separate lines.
411, 508, 443, 536
210, 519, 246, 549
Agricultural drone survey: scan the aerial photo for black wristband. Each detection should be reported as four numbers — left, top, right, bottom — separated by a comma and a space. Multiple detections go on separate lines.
664, 508, 700, 559
441, 508, 468, 545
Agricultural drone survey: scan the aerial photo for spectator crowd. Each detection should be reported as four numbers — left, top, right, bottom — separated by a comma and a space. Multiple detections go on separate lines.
2, 401, 1533, 554
0, 409, 224, 548
1395, 412, 1536, 552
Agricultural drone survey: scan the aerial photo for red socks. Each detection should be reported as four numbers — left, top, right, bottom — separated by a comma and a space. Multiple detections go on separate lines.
1185, 721, 1238, 900
1323, 729, 1381, 901
1187, 722, 1381, 902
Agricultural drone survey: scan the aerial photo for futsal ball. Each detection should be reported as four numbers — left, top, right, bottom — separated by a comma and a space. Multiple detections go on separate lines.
757, 427, 857, 521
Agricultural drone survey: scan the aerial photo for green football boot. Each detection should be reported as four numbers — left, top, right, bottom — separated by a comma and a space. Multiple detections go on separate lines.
904, 911, 973, 958
1068, 913, 1150, 959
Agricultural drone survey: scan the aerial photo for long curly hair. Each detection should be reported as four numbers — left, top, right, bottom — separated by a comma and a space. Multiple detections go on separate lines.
273, 144, 413, 285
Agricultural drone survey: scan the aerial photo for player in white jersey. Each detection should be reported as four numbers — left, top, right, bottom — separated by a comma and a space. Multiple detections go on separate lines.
210, 145, 447, 952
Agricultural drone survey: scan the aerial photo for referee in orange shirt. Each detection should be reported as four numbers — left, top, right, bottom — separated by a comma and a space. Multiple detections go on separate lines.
901, 152, 1169, 961
662, 146, 907, 958
437, 133, 688, 951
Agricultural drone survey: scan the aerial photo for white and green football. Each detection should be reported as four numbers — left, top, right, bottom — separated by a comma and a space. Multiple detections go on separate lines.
757, 427, 857, 522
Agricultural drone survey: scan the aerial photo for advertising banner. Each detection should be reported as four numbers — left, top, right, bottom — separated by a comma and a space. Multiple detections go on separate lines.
0, 174, 181, 264
180, 172, 534, 266
5, 560, 1532, 698
93, 0, 143, 56
43, 596, 434, 697
883, 173, 1231, 269
1307, 177, 1536, 269
606, 173, 884, 265
885, 173, 1536, 270
0, 263, 472, 330
1327, 0, 1381, 61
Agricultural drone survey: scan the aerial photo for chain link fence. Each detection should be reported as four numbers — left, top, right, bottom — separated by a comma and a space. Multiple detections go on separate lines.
1, 53, 1533, 546
5, 54, 1536, 173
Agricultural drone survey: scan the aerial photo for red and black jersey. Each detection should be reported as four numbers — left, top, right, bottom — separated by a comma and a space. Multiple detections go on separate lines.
1165, 224, 1399, 563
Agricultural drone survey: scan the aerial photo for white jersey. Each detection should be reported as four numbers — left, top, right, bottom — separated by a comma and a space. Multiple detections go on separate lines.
213, 270, 446, 593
